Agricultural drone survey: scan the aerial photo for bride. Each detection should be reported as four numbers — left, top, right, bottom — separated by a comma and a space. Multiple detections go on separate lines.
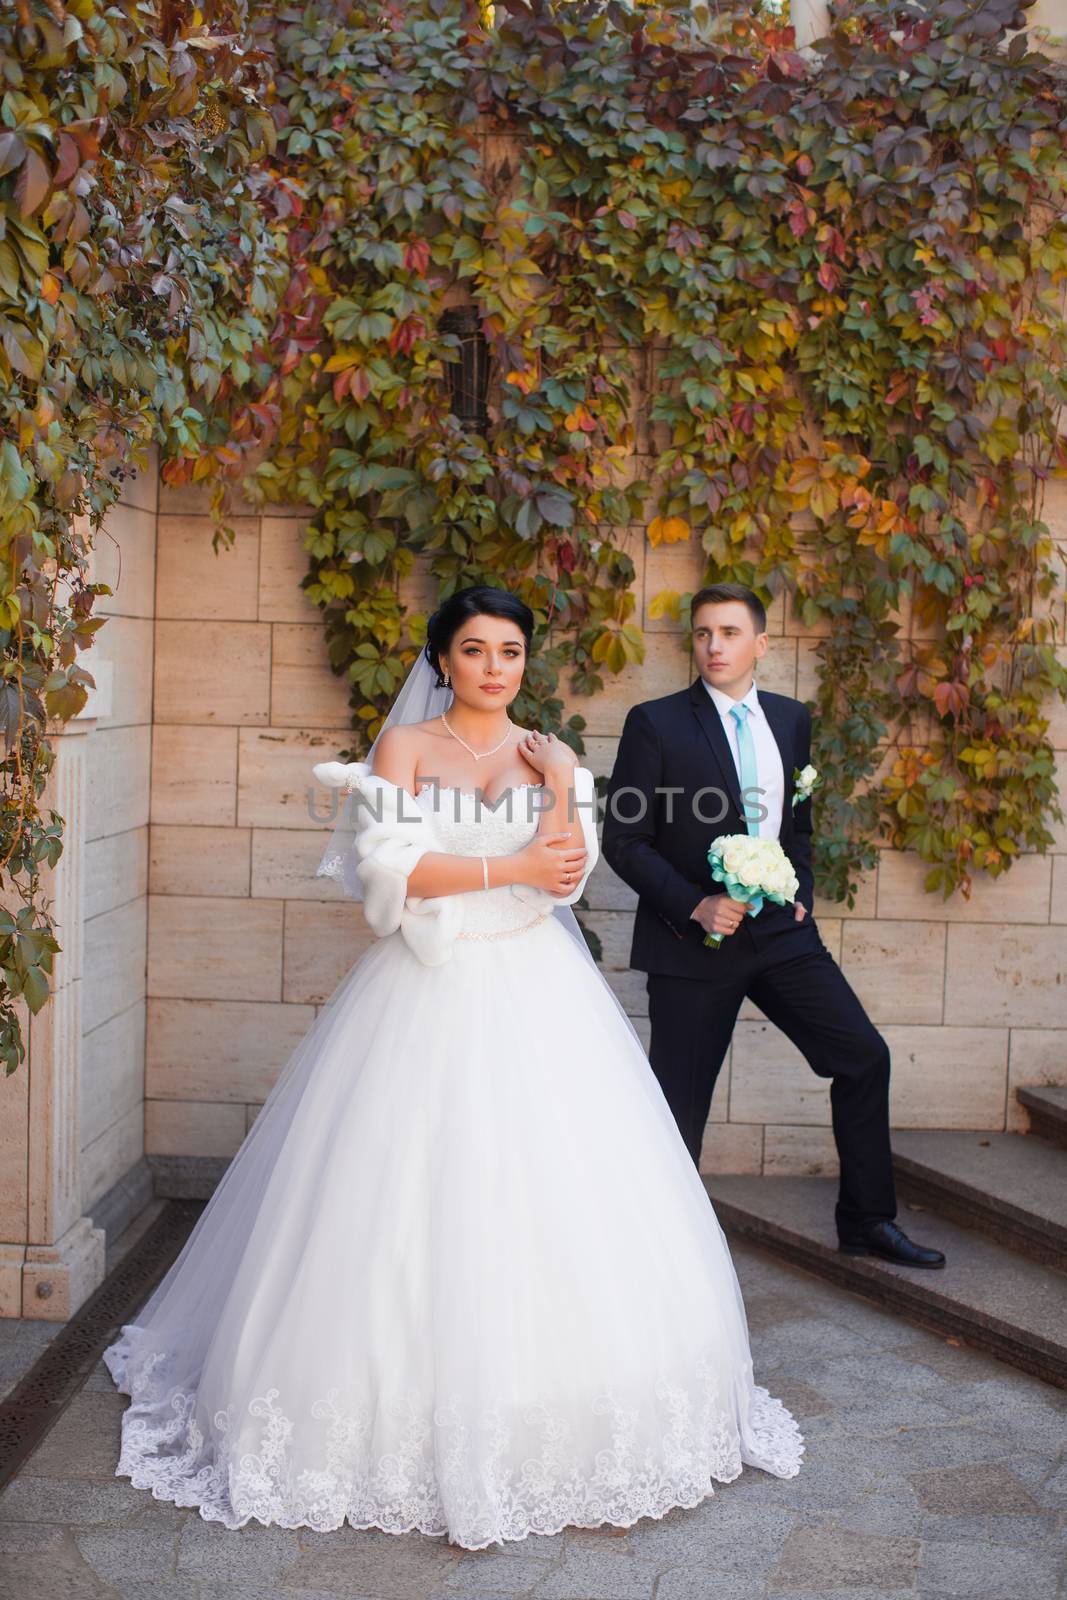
103, 583, 804, 1550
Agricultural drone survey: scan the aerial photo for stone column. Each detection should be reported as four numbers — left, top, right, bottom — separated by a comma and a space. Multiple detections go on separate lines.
0, 711, 106, 1319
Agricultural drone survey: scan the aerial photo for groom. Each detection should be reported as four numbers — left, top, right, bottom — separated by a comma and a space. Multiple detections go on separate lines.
601, 583, 945, 1269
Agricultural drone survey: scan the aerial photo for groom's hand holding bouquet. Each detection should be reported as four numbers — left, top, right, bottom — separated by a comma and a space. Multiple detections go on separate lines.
701, 834, 800, 949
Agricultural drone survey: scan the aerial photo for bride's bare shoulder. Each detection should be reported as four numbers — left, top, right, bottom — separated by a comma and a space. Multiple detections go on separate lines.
375, 718, 448, 752
370, 719, 448, 777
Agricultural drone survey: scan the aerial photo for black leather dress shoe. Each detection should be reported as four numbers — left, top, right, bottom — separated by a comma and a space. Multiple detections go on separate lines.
838, 1219, 946, 1268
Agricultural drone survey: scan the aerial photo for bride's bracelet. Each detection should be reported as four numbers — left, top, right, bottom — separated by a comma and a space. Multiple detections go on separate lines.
480, 854, 489, 890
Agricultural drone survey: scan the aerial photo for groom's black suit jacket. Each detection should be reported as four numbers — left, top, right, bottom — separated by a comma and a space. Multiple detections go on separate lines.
601, 678, 816, 980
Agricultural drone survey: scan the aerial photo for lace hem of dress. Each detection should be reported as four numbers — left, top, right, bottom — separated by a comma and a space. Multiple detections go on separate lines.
103, 1327, 804, 1551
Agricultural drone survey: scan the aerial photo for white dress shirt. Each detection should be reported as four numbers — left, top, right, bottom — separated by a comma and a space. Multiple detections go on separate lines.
701, 677, 784, 839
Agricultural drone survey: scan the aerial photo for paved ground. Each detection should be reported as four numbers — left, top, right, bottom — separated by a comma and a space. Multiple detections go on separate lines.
0, 1238, 1064, 1600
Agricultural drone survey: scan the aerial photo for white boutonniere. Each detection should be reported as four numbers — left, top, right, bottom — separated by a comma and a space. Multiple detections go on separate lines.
791, 763, 820, 810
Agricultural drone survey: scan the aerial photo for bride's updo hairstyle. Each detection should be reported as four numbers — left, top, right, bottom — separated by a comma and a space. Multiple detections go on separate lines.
424, 586, 535, 689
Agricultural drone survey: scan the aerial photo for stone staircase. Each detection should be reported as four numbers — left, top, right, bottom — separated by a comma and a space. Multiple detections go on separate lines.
703, 1085, 1067, 1391
1015, 1084, 1067, 1151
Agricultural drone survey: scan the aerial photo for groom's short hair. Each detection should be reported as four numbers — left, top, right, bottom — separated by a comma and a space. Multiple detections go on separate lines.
690, 583, 767, 634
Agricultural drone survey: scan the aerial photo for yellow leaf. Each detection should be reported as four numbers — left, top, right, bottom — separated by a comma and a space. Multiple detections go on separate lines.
647, 589, 681, 621
323, 349, 361, 373
647, 515, 690, 546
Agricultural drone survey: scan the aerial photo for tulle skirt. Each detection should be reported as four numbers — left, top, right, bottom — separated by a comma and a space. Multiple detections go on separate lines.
103, 914, 803, 1549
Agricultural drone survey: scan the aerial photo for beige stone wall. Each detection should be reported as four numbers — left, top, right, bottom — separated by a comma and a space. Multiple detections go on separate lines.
134, 471, 1067, 1179
144, 482, 369, 1164
81, 459, 157, 1211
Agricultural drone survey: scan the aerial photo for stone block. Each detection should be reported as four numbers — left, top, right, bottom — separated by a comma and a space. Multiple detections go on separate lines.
882, 1025, 1009, 1129
81, 1102, 144, 1213
795, 636, 822, 703
84, 898, 147, 1035
87, 616, 154, 727
147, 997, 315, 1103
150, 725, 238, 826
763, 1124, 840, 1176
86, 504, 156, 619
252, 827, 358, 900
81, 999, 145, 1150
85, 826, 149, 920
729, 1018, 832, 1124
257, 514, 319, 621
149, 825, 251, 897
237, 726, 355, 830
876, 849, 1052, 922
282, 900, 376, 1004
698, 1121, 763, 1176
155, 515, 260, 620
147, 894, 283, 1002
840, 920, 945, 1023
270, 623, 352, 727
145, 1099, 246, 1159
753, 637, 797, 697
153, 621, 271, 725
1053, 854, 1067, 922
944, 925, 1067, 1027
87, 725, 151, 841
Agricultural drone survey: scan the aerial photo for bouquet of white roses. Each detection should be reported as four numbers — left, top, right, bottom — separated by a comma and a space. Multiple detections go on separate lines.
703, 834, 800, 949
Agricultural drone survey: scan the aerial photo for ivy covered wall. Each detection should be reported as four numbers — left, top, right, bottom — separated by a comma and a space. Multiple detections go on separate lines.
2, 0, 1067, 1078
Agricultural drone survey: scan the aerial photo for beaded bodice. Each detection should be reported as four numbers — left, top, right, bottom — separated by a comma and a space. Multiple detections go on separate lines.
414, 783, 549, 938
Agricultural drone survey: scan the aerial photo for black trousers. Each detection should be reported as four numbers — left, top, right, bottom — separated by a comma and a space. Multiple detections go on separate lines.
645, 903, 897, 1240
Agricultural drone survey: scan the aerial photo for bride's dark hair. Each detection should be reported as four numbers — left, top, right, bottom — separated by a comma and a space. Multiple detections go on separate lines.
424, 586, 535, 688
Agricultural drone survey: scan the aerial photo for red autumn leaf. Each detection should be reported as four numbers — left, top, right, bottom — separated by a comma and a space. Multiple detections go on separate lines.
787, 202, 808, 238
68, 118, 104, 163
15, 147, 51, 216
933, 680, 969, 719
53, 132, 81, 188
895, 662, 921, 698
388, 316, 424, 356
403, 238, 430, 274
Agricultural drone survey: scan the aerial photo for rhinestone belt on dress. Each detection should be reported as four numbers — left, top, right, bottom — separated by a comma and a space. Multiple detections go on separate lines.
456, 910, 552, 941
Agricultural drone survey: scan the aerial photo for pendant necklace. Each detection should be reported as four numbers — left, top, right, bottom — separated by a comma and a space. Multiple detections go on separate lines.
440, 711, 514, 761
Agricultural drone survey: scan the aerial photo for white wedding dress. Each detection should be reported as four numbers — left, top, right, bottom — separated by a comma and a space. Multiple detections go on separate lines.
103, 768, 803, 1550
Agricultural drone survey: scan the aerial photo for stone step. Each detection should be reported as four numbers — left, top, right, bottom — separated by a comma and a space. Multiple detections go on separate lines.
890, 1128, 1067, 1272
703, 1174, 1067, 1391
1016, 1084, 1067, 1151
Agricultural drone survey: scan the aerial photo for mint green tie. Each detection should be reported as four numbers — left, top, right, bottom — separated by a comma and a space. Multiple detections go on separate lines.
729, 702, 760, 836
